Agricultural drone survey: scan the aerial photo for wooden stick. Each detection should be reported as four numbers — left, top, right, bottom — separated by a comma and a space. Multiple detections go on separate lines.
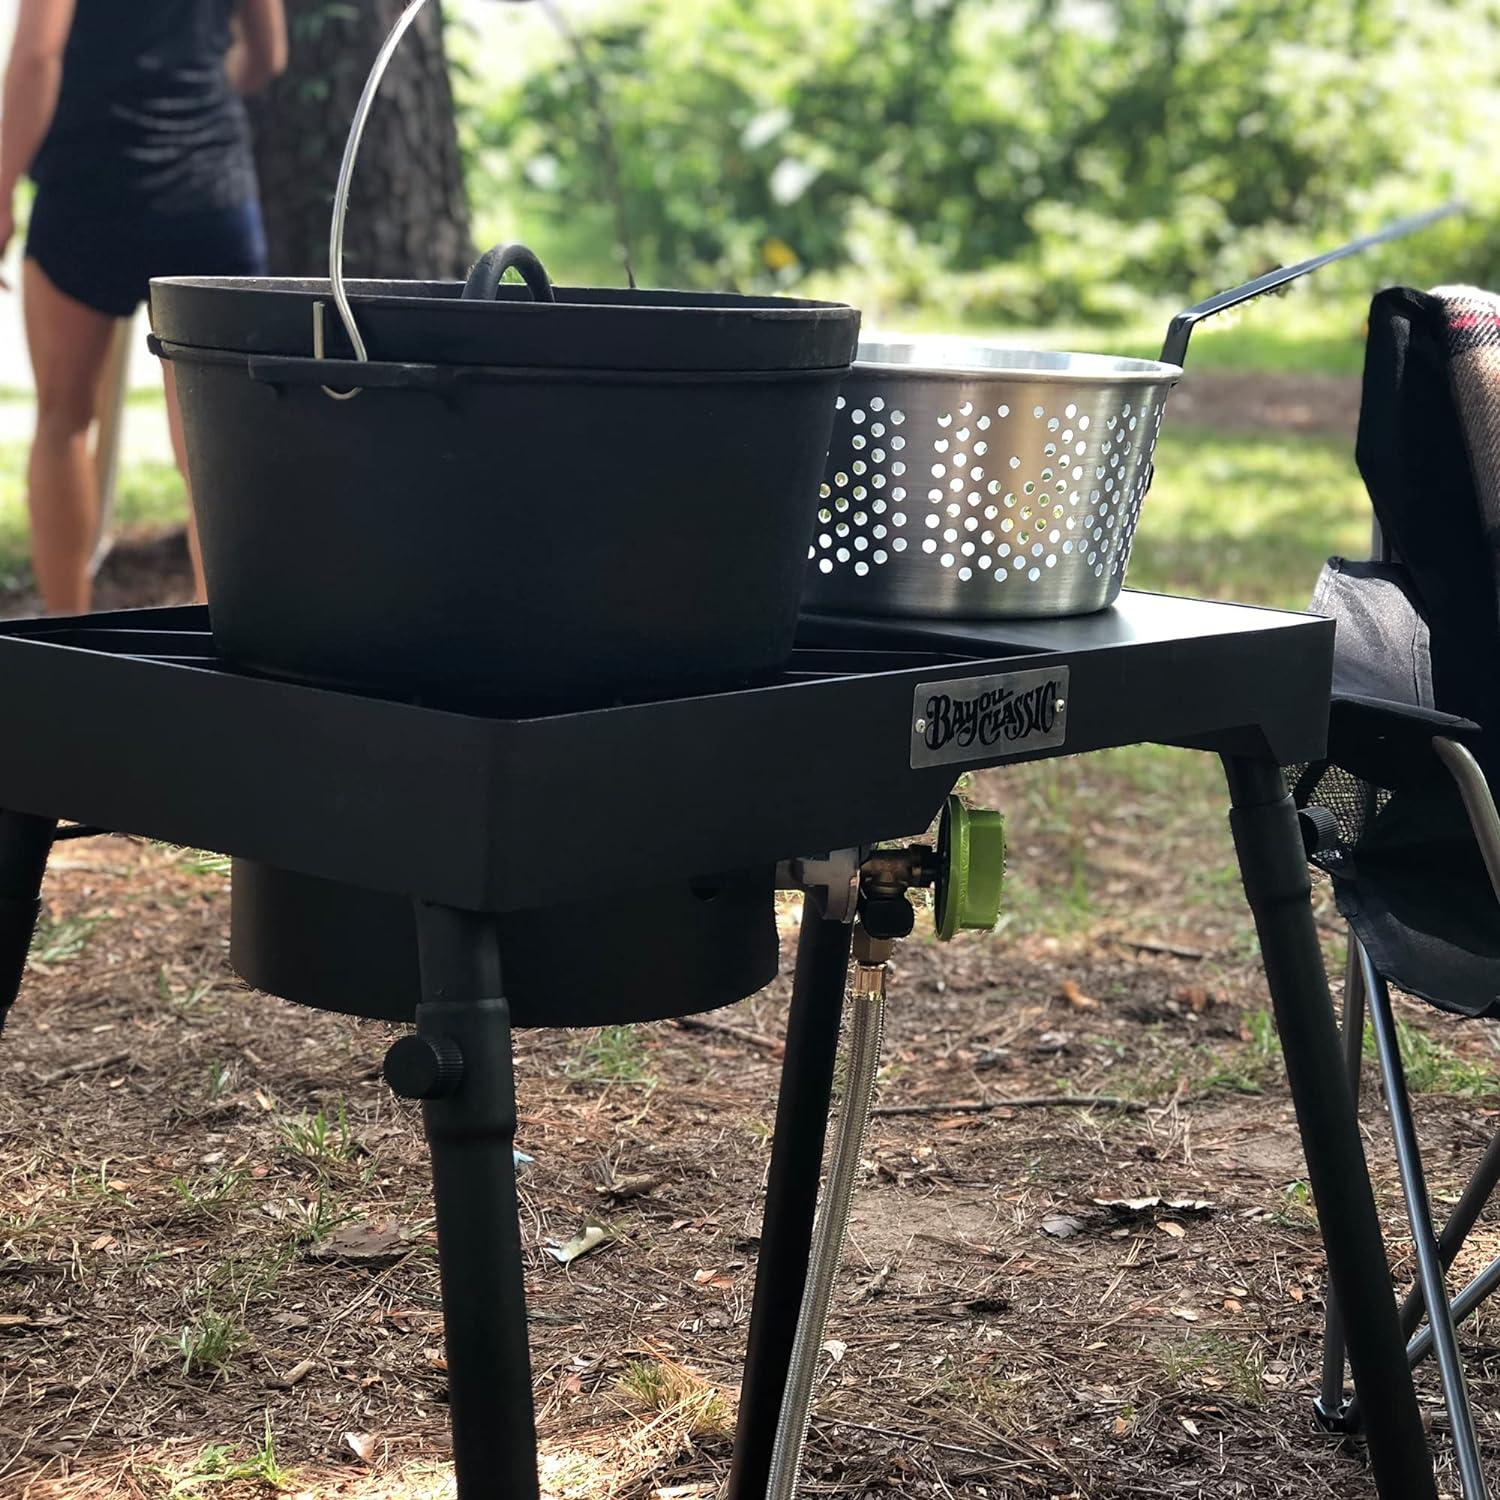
670, 1015, 783, 1055
818, 1413, 1061, 1473
872, 1093, 1145, 1117
34, 1052, 132, 1086
1118, 936, 1209, 961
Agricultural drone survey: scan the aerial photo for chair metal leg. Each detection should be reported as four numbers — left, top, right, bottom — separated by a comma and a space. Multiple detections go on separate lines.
383, 900, 540, 1500
1221, 755, 1436, 1500
1317, 931, 1369, 1430
1411, 1252, 1500, 1369
1361, 939, 1490, 1500
726, 901, 852, 1500
0, 811, 57, 1035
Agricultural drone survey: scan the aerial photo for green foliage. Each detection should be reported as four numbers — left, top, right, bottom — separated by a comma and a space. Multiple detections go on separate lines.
464, 0, 1500, 321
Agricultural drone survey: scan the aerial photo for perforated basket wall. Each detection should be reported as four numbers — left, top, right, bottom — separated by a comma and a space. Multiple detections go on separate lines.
801, 348, 1180, 619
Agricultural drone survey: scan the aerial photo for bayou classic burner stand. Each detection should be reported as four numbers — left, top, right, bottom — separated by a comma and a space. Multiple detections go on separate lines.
0, 594, 1436, 1500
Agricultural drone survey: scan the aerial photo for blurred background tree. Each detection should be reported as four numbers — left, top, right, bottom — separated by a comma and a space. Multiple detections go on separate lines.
457, 0, 1500, 325
251, 0, 473, 278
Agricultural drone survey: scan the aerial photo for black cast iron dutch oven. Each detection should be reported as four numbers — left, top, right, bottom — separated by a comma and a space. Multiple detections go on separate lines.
149, 250, 859, 709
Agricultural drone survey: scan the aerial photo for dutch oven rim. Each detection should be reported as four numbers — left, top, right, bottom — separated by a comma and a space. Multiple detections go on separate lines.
152, 273, 857, 316
152, 337, 855, 387
149, 274, 861, 375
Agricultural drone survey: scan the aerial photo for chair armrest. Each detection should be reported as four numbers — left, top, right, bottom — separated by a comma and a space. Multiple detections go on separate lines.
1325, 693, 1482, 791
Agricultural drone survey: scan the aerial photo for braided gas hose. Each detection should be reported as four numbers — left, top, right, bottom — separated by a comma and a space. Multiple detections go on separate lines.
765, 973, 886, 1500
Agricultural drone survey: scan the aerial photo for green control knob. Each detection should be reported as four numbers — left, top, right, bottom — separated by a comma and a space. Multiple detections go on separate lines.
934, 794, 1005, 941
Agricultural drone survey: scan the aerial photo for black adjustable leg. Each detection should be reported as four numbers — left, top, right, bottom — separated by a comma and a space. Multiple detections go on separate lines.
1221, 756, 1436, 1500
1317, 932, 1369, 1431
0, 811, 57, 1035
726, 900, 852, 1500
383, 900, 540, 1500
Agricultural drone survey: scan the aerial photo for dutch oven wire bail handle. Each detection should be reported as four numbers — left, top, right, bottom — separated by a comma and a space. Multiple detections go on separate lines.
318, 0, 555, 399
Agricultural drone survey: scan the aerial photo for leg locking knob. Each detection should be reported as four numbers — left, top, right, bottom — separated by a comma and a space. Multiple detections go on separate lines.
384, 1034, 464, 1100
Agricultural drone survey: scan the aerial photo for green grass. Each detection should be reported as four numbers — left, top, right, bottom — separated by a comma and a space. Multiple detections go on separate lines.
567, 1023, 654, 1084
1158, 1333, 1266, 1404
170, 1169, 248, 1219
173, 1306, 249, 1379
1368, 1015, 1498, 1098
276, 1101, 361, 1166
29, 911, 107, 964
616, 1356, 733, 1438
165, 1414, 291, 1495
1131, 425, 1369, 610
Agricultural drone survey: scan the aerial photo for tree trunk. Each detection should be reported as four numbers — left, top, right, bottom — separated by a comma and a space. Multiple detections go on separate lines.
248, 0, 473, 280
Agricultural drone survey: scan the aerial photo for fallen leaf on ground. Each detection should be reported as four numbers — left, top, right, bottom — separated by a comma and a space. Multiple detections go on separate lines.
822, 1339, 847, 1362
547, 1223, 613, 1266
1158, 1220, 1186, 1240
1181, 1416, 1201, 1437
1170, 1307, 1199, 1322
343, 1431, 377, 1464
1042, 1214, 1086, 1239
598, 1171, 661, 1200
1060, 980, 1100, 1012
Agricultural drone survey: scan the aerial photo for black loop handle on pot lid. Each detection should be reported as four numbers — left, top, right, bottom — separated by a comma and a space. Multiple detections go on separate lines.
463, 244, 556, 304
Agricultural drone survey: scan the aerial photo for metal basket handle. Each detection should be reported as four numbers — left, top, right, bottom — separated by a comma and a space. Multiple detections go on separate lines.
1159, 202, 1462, 369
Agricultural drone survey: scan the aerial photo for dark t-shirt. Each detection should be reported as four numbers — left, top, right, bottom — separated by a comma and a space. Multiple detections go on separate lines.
31, 0, 256, 216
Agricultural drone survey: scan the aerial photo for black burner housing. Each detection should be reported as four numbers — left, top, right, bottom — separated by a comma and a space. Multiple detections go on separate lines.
232, 859, 777, 1025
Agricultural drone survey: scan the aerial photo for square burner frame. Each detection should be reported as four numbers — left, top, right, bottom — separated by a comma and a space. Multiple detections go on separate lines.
0, 594, 1435, 1499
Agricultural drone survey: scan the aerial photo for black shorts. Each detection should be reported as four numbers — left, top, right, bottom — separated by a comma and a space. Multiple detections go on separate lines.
26, 191, 268, 318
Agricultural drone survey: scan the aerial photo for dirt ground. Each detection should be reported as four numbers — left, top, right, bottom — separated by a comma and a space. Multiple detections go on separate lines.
3, 749, 1499, 1500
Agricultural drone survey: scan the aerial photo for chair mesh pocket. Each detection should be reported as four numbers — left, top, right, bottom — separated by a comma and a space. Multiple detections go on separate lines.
1289, 760, 1392, 873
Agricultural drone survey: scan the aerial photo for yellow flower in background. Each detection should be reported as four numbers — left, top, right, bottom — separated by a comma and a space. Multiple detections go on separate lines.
762, 237, 799, 272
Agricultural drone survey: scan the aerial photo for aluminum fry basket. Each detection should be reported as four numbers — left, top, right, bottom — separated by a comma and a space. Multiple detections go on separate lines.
800, 207, 1459, 620
801, 340, 1181, 619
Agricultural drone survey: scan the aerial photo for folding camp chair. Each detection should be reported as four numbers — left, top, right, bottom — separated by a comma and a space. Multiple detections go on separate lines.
1294, 285, 1500, 1499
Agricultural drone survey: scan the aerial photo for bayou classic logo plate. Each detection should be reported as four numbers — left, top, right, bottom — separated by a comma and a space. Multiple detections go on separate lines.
910, 667, 1069, 769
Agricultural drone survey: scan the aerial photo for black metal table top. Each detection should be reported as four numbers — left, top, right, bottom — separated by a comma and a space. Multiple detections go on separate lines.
0, 593, 1331, 910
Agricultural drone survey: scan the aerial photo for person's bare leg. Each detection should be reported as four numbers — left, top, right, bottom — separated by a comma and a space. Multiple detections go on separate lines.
161, 362, 205, 602
22, 260, 117, 614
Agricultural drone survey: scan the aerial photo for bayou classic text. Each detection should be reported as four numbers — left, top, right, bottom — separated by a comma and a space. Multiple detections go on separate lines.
910, 667, 1070, 769
922, 681, 1061, 753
